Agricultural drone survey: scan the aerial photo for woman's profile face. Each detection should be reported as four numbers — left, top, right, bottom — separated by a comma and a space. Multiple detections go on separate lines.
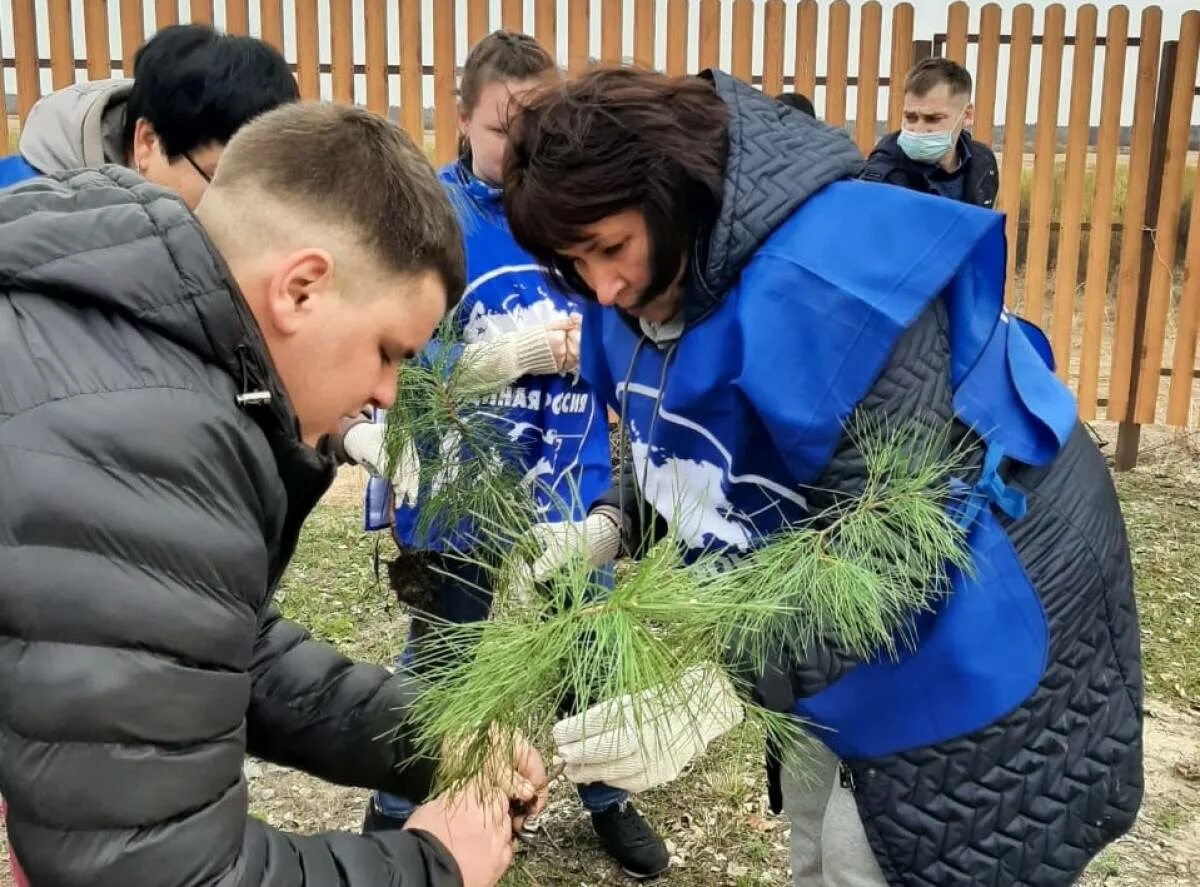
559, 209, 684, 324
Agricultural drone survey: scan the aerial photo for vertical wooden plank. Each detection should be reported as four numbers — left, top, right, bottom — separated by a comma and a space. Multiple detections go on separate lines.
1077, 4, 1129, 420
634, 0, 655, 70
1168, 155, 1200, 425
536, 0, 557, 60
295, 0, 320, 100
568, 0, 589, 75
12, 0, 40, 124
731, 0, 753, 83
665, 0, 688, 76
699, 0, 721, 71
467, 0, 489, 45
0, 5, 8, 156
792, 0, 820, 100
331, 0, 355, 105
1021, 4, 1066, 327
945, 2, 969, 65
1107, 6, 1162, 420
503, 0, 523, 33
855, 2, 883, 154
84, 0, 112, 81
998, 4, 1034, 302
1135, 12, 1200, 424
794, 0, 818, 100
433, 0, 458, 165
155, 0, 178, 29
825, 1, 851, 127
886, 3, 914, 132
190, 0, 214, 26
120, 0, 146, 75
601, 0, 622, 63
973, 3, 1002, 147
225, 1, 250, 35
48, 0, 76, 90
1049, 4, 1097, 384
761, 0, 785, 97
259, 0, 284, 52
365, 0, 389, 116
399, 0, 423, 143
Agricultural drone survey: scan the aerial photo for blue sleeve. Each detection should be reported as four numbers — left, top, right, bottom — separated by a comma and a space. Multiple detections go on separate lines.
0, 155, 39, 190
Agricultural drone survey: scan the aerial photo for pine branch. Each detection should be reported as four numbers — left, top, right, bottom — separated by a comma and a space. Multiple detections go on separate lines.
382, 316, 539, 550
398, 417, 974, 797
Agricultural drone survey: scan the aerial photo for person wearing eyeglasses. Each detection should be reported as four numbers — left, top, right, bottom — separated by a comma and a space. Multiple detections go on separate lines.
0, 23, 298, 208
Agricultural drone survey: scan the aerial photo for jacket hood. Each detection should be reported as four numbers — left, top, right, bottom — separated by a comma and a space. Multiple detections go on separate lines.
0, 166, 309, 450
685, 70, 864, 320
18, 79, 133, 174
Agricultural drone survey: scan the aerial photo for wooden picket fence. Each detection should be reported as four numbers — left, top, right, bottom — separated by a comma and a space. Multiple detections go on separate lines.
2, 1, 1199, 467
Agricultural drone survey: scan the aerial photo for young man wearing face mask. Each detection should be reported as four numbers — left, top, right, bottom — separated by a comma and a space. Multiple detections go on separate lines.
862, 57, 998, 208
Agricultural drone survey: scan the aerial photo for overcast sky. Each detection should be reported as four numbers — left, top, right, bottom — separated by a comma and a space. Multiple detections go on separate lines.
3, 1, 1197, 129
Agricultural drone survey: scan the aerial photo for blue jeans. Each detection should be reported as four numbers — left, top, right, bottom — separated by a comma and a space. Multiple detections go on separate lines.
373, 552, 629, 819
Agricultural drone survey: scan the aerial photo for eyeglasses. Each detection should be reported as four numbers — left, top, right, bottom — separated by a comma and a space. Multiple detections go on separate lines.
182, 151, 212, 183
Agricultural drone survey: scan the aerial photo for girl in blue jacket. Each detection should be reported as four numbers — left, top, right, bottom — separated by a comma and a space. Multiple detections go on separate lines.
501, 66, 1142, 887
354, 32, 669, 880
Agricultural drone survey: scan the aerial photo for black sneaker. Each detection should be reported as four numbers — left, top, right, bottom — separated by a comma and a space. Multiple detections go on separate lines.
590, 802, 670, 880
361, 798, 409, 833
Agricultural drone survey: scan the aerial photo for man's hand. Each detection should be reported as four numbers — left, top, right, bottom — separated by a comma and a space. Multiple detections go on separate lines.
342, 422, 420, 507
443, 729, 550, 833
405, 781, 515, 887
552, 665, 744, 793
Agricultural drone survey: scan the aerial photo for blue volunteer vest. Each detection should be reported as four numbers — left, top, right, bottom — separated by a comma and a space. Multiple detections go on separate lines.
581, 179, 1077, 759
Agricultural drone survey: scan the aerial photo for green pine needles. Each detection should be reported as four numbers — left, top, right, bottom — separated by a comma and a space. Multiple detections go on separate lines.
382, 343, 973, 799
381, 316, 538, 552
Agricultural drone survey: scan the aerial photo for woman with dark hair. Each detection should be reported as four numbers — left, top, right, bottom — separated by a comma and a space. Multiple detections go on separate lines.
503, 66, 1143, 886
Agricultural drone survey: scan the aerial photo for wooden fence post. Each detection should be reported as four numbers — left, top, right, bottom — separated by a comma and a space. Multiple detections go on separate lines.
1115, 40, 1178, 471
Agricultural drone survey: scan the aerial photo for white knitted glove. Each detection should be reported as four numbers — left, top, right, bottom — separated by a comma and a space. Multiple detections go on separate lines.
342, 422, 420, 507
552, 665, 745, 793
529, 511, 622, 582
460, 319, 582, 393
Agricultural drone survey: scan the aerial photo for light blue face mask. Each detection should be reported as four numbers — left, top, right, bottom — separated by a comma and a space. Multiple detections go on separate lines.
897, 107, 965, 164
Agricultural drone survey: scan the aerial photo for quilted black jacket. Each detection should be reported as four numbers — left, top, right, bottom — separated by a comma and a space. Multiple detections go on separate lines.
604, 70, 1143, 884
0, 169, 460, 886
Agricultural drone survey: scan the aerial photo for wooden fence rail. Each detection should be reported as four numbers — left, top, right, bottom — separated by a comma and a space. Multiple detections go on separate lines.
2, 1, 1198, 468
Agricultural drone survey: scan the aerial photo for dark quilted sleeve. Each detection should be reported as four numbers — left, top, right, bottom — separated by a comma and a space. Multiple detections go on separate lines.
246, 608, 439, 802
0, 385, 458, 887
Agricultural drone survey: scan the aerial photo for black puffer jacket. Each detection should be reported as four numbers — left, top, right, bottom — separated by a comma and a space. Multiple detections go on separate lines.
604, 71, 1142, 885
0, 169, 458, 886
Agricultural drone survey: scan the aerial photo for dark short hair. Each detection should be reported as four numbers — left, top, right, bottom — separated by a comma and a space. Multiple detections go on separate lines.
904, 57, 973, 99
122, 24, 299, 159
215, 102, 465, 306
503, 66, 727, 302
460, 30, 556, 113
776, 91, 815, 118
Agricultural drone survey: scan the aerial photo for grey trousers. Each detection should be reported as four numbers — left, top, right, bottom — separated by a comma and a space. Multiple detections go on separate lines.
781, 741, 889, 887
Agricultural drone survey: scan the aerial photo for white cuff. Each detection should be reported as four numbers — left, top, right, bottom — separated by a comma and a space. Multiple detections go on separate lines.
585, 511, 622, 566
458, 326, 558, 393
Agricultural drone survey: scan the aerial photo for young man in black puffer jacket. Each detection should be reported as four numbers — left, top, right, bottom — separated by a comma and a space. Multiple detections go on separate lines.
0, 102, 546, 887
